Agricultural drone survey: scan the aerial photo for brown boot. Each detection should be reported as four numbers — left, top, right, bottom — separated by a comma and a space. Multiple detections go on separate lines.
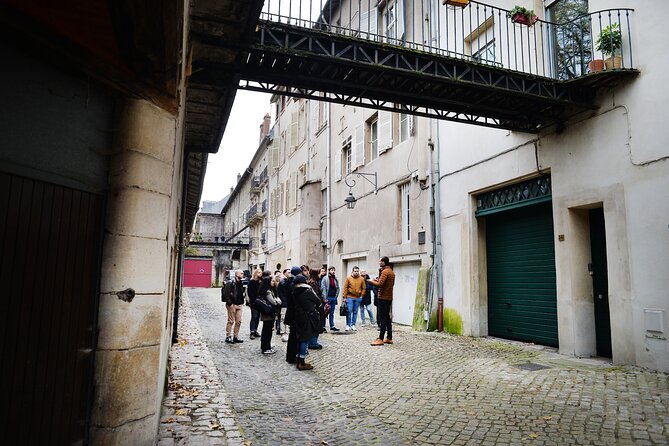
383, 338, 394, 344
296, 358, 313, 371
370, 338, 384, 346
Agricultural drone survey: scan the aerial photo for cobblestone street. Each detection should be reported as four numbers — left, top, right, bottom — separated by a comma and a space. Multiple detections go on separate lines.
158, 288, 669, 445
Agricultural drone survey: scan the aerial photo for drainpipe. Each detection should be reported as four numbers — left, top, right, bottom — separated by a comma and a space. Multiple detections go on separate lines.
326, 102, 332, 267
434, 123, 444, 333
172, 148, 190, 343
427, 130, 436, 331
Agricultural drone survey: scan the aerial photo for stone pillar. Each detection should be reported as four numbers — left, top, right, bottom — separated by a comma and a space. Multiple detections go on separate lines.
90, 98, 178, 445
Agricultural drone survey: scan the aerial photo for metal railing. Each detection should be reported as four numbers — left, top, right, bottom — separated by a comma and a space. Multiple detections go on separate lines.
260, 0, 634, 80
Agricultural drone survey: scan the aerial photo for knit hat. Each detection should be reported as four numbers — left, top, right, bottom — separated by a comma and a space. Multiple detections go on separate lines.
290, 266, 302, 276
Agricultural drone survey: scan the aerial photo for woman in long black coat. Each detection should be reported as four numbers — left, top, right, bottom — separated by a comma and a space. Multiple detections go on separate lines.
290, 275, 323, 370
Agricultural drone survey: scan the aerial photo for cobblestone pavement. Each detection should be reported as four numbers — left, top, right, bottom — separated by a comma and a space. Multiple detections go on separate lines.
159, 288, 669, 445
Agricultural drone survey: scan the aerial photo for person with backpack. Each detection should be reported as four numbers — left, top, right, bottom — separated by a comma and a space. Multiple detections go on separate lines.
320, 266, 340, 331
221, 269, 245, 344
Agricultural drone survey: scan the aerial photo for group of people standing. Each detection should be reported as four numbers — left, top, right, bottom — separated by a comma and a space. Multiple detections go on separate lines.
221, 256, 396, 370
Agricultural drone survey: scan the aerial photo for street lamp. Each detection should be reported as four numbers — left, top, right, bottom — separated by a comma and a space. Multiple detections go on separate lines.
344, 172, 378, 209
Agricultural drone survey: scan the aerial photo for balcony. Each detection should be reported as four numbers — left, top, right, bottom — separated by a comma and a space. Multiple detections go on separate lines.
227, 1, 638, 132
246, 200, 267, 225
250, 176, 261, 194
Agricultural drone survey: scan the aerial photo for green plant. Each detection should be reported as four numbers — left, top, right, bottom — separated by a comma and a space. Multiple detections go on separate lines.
595, 23, 622, 56
507, 5, 535, 20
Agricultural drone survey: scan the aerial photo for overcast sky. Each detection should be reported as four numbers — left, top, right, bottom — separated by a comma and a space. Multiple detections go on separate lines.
200, 90, 273, 205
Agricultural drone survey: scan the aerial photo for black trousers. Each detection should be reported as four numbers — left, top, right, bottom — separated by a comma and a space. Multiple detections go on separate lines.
285, 328, 298, 363
250, 308, 260, 334
378, 300, 392, 340
261, 319, 274, 352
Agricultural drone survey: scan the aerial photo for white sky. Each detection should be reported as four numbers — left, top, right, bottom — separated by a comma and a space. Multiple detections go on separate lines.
200, 90, 273, 205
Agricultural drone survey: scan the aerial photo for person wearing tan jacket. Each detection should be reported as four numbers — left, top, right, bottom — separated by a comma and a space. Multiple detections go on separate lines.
370, 257, 395, 345
342, 266, 366, 331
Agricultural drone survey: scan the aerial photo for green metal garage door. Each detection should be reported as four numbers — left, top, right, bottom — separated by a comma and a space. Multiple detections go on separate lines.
485, 201, 558, 347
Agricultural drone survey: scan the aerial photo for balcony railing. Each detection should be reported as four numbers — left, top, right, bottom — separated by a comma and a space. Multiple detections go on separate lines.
246, 200, 267, 224
260, 0, 634, 80
250, 176, 261, 193
259, 166, 269, 185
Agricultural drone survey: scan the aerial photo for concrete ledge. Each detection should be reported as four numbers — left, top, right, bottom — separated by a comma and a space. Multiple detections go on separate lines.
90, 414, 157, 446
114, 99, 176, 164
100, 234, 168, 294
109, 149, 173, 196
106, 186, 170, 240
97, 293, 166, 350
92, 346, 161, 428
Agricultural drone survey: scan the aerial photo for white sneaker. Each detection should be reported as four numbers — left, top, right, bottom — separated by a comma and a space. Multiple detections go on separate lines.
345, 325, 350, 332
281, 333, 289, 342
361, 323, 367, 327
351, 326, 357, 331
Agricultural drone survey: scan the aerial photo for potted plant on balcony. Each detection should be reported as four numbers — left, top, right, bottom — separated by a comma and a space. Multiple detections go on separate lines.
508, 6, 538, 26
442, 0, 469, 7
595, 23, 622, 70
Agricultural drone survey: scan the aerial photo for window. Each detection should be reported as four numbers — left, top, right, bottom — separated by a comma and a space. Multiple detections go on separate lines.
547, 0, 590, 80
316, 100, 327, 131
280, 130, 287, 165
367, 115, 378, 161
343, 145, 352, 176
297, 100, 306, 147
473, 39, 497, 65
381, 0, 405, 44
399, 113, 411, 143
400, 182, 410, 242
298, 163, 307, 187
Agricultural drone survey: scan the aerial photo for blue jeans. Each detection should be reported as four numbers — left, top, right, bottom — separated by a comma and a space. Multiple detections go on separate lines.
360, 303, 375, 324
346, 297, 362, 327
309, 334, 320, 347
327, 297, 338, 328
298, 341, 309, 359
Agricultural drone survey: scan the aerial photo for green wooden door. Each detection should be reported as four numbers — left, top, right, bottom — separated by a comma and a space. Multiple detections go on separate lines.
486, 201, 559, 347
589, 208, 612, 357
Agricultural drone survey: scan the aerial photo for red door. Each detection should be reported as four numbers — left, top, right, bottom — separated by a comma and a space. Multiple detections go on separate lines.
183, 258, 212, 287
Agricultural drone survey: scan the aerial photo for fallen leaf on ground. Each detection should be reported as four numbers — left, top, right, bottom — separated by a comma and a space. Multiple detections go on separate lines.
162, 418, 176, 423
210, 423, 221, 429
175, 408, 187, 415
543, 415, 553, 420
528, 433, 538, 439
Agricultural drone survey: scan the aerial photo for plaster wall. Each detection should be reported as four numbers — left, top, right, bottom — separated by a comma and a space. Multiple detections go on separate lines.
436, 0, 669, 372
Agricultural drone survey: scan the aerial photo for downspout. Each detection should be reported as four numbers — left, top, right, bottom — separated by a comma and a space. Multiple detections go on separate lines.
426, 126, 435, 331
327, 102, 332, 267
434, 123, 444, 332
172, 148, 190, 343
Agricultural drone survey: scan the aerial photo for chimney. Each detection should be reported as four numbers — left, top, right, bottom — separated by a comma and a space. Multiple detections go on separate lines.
260, 113, 271, 143
230, 186, 233, 195
237, 173, 241, 183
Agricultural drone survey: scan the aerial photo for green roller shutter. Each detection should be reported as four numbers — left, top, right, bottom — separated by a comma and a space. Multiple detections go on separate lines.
486, 201, 558, 347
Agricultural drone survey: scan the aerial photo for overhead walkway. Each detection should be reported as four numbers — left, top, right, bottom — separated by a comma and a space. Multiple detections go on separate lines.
236, 1, 637, 132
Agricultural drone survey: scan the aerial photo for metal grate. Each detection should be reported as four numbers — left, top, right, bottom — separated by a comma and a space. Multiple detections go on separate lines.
513, 362, 551, 371
476, 176, 551, 216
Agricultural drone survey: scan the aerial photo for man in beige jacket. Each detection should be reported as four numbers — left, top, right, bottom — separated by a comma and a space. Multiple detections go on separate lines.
342, 266, 366, 331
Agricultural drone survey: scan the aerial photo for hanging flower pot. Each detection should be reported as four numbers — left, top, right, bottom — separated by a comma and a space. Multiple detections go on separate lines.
443, 0, 469, 7
508, 6, 538, 26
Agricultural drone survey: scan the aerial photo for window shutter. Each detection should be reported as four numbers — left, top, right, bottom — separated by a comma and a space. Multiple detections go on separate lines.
378, 111, 392, 152
292, 171, 299, 209
290, 110, 298, 153
354, 124, 364, 167
279, 182, 284, 215
334, 147, 342, 181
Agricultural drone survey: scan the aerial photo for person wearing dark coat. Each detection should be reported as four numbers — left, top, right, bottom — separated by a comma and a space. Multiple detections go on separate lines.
284, 266, 303, 364
258, 274, 280, 354
307, 268, 324, 349
291, 274, 323, 370
247, 269, 262, 339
